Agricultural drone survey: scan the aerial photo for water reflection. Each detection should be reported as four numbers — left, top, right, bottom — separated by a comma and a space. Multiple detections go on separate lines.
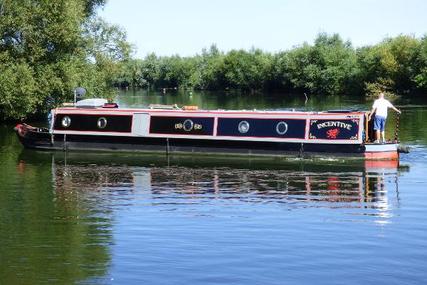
44, 152, 404, 217
0, 163, 112, 284
8, 146, 407, 283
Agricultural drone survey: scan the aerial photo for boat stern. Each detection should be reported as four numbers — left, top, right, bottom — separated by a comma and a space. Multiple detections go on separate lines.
364, 143, 399, 160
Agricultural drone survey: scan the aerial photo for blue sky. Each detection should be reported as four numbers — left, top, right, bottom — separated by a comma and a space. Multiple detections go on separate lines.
99, 0, 427, 57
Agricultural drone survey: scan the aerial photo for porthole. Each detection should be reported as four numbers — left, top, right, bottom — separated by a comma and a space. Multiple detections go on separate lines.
97, 117, 107, 129
61, 116, 71, 128
238, 121, 250, 134
183, 119, 194, 132
276, 121, 288, 135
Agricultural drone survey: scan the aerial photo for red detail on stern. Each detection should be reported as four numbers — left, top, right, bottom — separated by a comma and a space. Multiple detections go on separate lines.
364, 151, 399, 161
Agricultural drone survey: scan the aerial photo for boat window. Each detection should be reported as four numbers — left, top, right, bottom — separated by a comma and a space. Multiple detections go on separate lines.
183, 119, 194, 132
97, 117, 108, 129
61, 116, 71, 128
238, 121, 250, 134
276, 121, 288, 135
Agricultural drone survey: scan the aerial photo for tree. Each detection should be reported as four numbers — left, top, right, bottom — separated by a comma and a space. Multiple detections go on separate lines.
357, 35, 421, 95
193, 44, 226, 90
220, 48, 273, 91
276, 33, 359, 95
156, 55, 196, 88
141, 53, 161, 89
0, 0, 130, 120
413, 36, 427, 92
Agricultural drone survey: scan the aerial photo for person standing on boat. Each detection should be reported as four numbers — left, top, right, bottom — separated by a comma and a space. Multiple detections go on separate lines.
368, 92, 401, 143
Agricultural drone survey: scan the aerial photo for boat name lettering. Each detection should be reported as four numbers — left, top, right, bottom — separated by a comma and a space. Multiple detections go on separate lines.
317, 121, 352, 130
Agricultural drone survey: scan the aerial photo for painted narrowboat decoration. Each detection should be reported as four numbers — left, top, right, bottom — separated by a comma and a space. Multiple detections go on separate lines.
15, 99, 402, 160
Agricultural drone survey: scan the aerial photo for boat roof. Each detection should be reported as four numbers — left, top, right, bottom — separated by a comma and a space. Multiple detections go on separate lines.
55, 106, 366, 116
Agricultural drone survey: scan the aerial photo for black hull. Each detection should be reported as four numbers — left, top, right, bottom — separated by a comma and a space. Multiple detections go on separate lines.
15, 126, 367, 159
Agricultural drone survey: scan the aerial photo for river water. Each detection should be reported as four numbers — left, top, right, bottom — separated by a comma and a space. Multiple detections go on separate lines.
1, 90, 427, 284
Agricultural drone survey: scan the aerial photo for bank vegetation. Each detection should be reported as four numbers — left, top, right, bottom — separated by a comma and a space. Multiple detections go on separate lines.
114, 34, 427, 98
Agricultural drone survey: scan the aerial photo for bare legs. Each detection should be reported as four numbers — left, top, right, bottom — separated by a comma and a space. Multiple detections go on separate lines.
374, 130, 386, 143
375, 130, 380, 143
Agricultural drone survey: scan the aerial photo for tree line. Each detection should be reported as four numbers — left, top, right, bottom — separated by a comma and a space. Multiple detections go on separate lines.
114, 34, 427, 97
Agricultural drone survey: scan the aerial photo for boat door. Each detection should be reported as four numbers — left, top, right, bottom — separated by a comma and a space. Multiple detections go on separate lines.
132, 113, 150, 136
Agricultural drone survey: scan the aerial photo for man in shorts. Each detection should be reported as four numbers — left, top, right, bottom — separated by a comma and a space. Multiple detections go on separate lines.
368, 92, 401, 143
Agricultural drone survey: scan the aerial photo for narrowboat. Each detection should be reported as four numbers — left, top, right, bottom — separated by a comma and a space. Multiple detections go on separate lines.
14, 98, 403, 160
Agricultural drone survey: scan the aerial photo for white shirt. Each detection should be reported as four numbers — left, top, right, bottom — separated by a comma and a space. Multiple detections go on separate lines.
373, 98, 393, 118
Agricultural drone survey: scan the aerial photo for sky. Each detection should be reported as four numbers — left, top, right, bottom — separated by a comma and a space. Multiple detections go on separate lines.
99, 0, 427, 58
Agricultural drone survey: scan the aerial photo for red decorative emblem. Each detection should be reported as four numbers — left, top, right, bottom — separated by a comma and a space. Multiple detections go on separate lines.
326, 128, 340, 139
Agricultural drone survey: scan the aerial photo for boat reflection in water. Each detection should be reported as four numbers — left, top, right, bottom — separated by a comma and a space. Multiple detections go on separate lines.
40, 152, 404, 217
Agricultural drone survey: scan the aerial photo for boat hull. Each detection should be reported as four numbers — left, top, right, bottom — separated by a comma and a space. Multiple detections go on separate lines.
15, 124, 398, 160
14, 106, 402, 160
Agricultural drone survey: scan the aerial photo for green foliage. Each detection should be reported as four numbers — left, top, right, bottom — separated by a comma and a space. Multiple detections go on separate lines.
114, 33, 426, 97
156, 55, 197, 88
220, 49, 273, 91
193, 44, 225, 90
357, 35, 421, 95
0, 61, 37, 119
414, 36, 427, 90
272, 34, 360, 95
0, 0, 130, 120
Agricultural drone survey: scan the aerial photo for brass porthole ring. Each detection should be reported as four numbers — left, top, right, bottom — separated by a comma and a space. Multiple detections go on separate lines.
61, 116, 71, 128
97, 117, 108, 129
276, 121, 288, 135
238, 121, 250, 134
183, 119, 194, 132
